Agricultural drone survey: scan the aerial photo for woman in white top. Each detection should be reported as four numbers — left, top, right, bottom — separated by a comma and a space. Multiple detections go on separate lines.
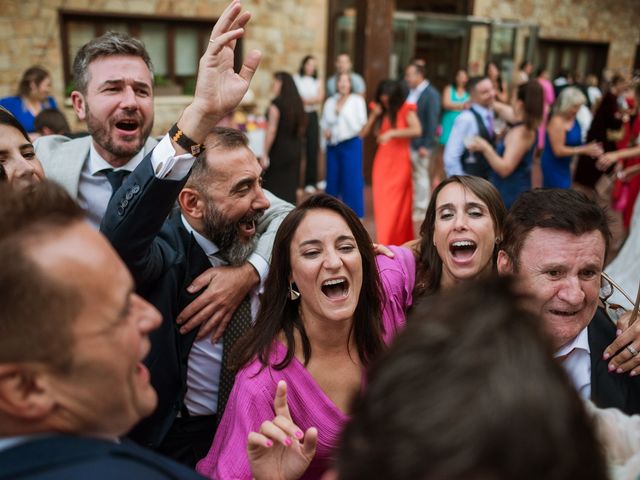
294, 56, 324, 193
320, 73, 367, 217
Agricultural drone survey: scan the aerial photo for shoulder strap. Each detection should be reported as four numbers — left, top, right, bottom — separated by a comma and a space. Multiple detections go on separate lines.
468, 107, 493, 142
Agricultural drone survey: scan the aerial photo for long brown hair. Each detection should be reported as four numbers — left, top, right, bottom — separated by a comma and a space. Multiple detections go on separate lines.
233, 194, 384, 371
518, 80, 544, 131
413, 176, 506, 298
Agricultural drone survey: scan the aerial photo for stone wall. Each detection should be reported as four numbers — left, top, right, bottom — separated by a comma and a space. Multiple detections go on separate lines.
0, 0, 327, 135
473, 0, 640, 74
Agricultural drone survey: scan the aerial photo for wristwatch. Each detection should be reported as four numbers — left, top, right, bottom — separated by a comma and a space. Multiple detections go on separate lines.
169, 123, 205, 156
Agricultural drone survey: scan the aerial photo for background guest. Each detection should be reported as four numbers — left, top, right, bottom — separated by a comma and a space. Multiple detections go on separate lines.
468, 81, 544, 208
439, 69, 469, 147
0, 66, 57, 136
485, 61, 508, 103
536, 66, 555, 151
294, 55, 324, 193
34, 108, 71, 136
363, 79, 421, 245
541, 86, 602, 188
575, 74, 627, 193
262, 71, 306, 204
320, 72, 367, 217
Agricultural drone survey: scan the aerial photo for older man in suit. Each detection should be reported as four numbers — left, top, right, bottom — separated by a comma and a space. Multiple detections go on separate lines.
497, 188, 640, 415
0, 2, 260, 477
34, 14, 283, 347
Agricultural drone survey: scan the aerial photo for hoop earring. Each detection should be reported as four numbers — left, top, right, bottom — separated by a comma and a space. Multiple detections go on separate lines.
288, 282, 300, 301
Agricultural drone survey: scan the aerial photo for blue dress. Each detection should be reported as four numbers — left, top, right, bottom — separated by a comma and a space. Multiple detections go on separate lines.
0, 95, 57, 133
541, 120, 582, 188
489, 126, 536, 209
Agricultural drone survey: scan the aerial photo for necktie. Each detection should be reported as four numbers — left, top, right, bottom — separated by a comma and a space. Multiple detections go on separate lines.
217, 295, 252, 418
486, 114, 495, 138
102, 169, 129, 199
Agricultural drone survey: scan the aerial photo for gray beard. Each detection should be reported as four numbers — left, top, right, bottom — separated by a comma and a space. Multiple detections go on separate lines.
202, 200, 262, 266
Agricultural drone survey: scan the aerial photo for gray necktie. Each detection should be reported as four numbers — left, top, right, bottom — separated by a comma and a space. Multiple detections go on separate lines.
217, 295, 252, 418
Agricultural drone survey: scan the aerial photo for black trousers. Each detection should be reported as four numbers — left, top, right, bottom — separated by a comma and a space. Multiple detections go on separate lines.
155, 414, 217, 468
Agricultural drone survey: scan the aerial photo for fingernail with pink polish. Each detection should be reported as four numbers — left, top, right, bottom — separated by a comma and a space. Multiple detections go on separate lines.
266, 440, 273, 447
284, 437, 292, 446
608, 363, 616, 372
603, 352, 610, 360
631, 371, 637, 377
295, 430, 303, 439
616, 368, 623, 374
616, 329, 622, 336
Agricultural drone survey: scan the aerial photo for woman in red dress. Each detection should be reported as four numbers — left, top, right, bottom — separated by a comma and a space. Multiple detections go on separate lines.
363, 80, 421, 245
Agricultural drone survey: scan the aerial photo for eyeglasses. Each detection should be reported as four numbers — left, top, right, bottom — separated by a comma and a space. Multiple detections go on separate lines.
600, 272, 638, 325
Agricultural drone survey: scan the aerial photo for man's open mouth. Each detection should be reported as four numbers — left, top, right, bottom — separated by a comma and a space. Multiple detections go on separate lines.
115, 118, 140, 132
321, 278, 349, 299
449, 240, 477, 261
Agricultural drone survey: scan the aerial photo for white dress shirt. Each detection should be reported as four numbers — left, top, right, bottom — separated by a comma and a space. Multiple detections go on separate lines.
406, 79, 429, 105
555, 327, 592, 400
78, 135, 194, 228
180, 216, 264, 416
293, 74, 321, 113
443, 103, 494, 176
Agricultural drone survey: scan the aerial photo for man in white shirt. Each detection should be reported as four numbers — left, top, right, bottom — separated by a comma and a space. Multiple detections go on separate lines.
496, 188, 640, 415
443, 76, 496, 179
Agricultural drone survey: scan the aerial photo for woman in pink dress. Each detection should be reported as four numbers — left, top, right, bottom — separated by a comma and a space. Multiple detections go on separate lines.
196, 194, 414, 480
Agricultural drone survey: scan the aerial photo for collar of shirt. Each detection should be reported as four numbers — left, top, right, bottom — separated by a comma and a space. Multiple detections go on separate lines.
555, 326, 591, 358
88, 141, 145, 176
470, 103, 493, 120
181, 214, 221, 260
555, 327, 591, 400
407, 80, 429, 104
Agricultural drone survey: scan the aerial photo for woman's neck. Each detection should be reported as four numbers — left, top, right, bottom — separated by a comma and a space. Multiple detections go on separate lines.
299, 307, 354, 356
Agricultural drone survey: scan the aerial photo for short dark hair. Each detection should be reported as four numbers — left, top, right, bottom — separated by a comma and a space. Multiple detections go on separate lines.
0, 181, 85, 372
407, 61, 426, 78
17, 66, 50, 97
233, 194, 384, 370
467, 75, 490, 93
187, 127, 252, 193
34, 108, 71, 135
72, 31, 153, 94
501, 188, 611, 270
414, 175, 506, 297
335, 277, 608, 480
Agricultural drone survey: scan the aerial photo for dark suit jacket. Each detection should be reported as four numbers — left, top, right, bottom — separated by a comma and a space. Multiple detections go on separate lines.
101, 156, 211, 448
589, 307, 640, 415
411, 83, 441, 151
0, 436, 204, 479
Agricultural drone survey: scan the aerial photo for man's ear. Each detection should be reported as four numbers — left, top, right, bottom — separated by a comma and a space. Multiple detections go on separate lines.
178, 187, 205, 220
496, 250, 514, 276
70, 91, 87, 121
0, 365, 56, 420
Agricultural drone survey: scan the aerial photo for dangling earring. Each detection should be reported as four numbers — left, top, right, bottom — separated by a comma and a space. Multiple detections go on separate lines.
288, 282, 300, 300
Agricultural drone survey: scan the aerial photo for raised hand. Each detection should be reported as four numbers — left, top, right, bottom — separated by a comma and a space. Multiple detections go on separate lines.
178, 0, 262, 142
247, 381, 317, 480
